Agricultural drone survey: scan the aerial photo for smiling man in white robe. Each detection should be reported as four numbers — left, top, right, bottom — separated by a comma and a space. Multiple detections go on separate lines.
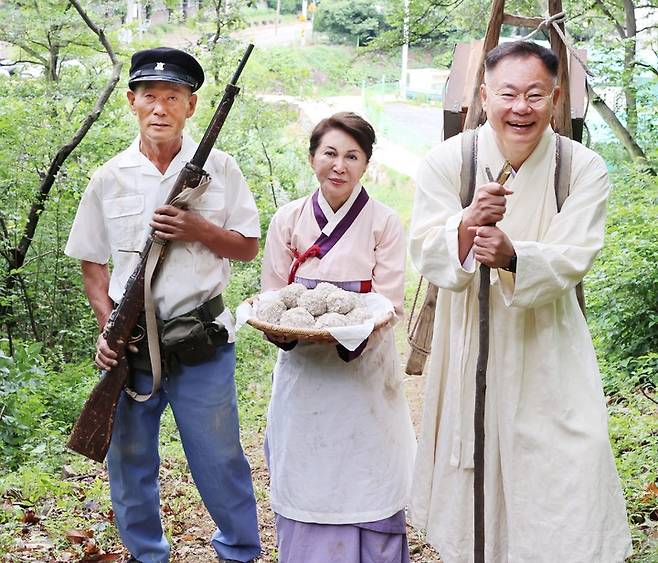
409, 41, 631, 563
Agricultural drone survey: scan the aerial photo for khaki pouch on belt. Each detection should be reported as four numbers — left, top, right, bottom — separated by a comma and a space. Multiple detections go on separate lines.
129, 293, 228, 374
161, 313, 227, 366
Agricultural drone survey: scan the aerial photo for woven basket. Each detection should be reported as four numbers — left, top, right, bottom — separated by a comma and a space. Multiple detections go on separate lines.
244, 297, 394, 344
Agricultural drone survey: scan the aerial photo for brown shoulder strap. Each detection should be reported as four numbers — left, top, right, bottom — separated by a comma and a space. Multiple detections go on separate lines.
555, 134, 573, 212
460, 128, 479, 208
555, 134, 586, 315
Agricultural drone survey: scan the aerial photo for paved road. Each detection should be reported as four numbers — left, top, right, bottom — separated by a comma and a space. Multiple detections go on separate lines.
260, 94, 444, 178
382, 102, 444, 150
232, 21, 313, 48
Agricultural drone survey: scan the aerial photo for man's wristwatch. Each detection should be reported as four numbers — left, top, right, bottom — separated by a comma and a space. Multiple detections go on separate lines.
503, 253, 517, 273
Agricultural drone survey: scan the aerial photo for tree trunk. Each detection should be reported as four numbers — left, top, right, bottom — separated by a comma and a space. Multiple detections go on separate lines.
0, 0, 124, 350
211, 0, 223, 46
587, 83, 655, 174
48, 43, 60, 82
623, 0, 638, 136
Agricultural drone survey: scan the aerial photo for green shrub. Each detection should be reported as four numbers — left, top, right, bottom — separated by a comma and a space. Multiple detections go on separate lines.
265, 0, 299, 15
0, 341, 94, 471
587, 167, 658, 392
314, 0, 387, 46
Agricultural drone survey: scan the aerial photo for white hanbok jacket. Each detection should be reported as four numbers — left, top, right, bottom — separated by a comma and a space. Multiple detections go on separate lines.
261, 186, 417, 524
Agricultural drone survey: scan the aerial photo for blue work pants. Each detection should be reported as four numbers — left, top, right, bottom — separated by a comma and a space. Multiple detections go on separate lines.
106, 343, 260, 562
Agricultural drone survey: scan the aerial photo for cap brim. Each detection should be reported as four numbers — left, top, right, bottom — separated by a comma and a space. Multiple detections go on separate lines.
129, 75, 196, 90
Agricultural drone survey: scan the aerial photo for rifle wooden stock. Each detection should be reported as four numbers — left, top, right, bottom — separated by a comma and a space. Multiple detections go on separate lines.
67, 45, 254, 462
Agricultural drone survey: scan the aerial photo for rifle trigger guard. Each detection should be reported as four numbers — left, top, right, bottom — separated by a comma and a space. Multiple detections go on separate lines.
130, 324, 145, 344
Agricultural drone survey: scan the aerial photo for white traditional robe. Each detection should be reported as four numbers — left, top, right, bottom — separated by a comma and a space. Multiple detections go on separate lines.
261, 186, 417, 524
409, 123, 631, 562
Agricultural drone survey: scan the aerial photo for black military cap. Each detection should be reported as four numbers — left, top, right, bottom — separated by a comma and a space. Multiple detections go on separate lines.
128, 47, 204, 92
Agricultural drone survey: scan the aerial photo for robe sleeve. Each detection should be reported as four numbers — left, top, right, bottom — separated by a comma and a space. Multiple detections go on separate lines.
261, 207, 294, 291
500, 147, 609, 308
409, 137, 477, 292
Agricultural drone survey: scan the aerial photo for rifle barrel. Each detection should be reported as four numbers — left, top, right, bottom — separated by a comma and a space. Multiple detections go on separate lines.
230, 44, 254, 85
190, 44, 254, 169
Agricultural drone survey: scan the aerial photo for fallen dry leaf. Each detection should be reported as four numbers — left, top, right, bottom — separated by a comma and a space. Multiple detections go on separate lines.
80, 553, 123, 562
65, 529, 93, 544
83, 538, 99, 555
640, 482, 658, 504
21, 509, 40, 525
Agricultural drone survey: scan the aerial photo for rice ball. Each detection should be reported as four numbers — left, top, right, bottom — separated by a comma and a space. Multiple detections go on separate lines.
256, 299, 286, 324
279, 307, 315, 329
314, 281, 340, 296
278, 282, 307, 308
315, 312, 349, 329
297, 289, 327, 316
346, 306, 372, 325
326, 288, 360, 314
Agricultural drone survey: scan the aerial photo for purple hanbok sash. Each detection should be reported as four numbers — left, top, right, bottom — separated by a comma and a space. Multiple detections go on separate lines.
287, 187, 370, 284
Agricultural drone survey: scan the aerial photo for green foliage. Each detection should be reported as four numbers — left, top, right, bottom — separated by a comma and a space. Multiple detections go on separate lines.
0, 341, 95, 471
234, 326, 277, 431
0, 0, 125, 81
587, 168, 658, 388
608, 388, 658, 561
314, 0, 387, 46
245, 45, 401, 96
0, 69, 134, 356
367, 0, 540, 51
265, 0, 300, 15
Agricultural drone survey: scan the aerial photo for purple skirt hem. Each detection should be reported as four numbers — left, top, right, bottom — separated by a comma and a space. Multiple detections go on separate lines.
275, 511, 410, 563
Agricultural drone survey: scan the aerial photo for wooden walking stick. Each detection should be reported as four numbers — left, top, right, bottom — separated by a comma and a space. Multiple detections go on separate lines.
473, 162, 512, 563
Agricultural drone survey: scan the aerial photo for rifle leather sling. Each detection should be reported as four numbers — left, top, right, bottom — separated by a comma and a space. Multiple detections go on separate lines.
126, 175, 213, 402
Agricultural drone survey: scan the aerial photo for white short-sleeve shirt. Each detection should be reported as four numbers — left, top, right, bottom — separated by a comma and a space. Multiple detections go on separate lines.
65, 133, 260, 339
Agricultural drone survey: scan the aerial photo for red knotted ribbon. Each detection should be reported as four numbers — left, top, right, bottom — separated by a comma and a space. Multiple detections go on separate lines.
288, 244, 321, 284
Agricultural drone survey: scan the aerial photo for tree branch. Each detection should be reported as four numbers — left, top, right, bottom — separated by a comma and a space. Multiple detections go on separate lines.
0, 58, 43, 66
0, 38, 49, 66
632, 61, 658, 76
636, 23, 658, 33
14, 0, 123, 266
592, 0, 626, 38
587, 82, 655, 174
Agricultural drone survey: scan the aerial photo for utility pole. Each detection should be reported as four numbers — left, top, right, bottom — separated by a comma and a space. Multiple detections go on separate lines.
126, 0, 135, 22
275, 0, 281, 36
399, 0, 409, 99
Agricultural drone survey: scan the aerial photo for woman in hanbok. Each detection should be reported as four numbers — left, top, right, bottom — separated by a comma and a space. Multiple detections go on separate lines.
260, 112, 416, 563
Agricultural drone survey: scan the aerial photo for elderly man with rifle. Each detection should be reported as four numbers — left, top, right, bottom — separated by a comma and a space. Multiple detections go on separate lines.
409, 41, 631, 562
65, 47, 260, 563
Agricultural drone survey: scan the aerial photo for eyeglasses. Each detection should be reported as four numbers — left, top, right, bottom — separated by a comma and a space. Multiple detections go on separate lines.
485, 85, 555, 109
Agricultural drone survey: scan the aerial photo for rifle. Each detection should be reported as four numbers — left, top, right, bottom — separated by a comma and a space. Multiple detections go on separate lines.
67, 44, 254, 463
